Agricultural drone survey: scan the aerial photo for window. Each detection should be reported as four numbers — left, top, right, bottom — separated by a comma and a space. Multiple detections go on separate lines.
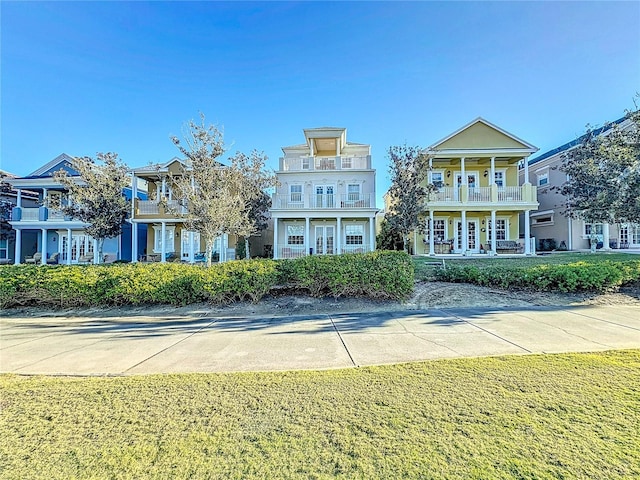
537, 172, 549, 186
345, 224, 364, 245
342, 157, 352, 169
584, 224, 603, 236
433, 219, 446, 241
494, 171, 505, 188
488, 219, 507, 240
347, 184, 361, 201
0, 238, 7, 260
302, 157, 310, 170
153, 225, 176, 253
286, 225, 304, 245
431, 172, 444, 188
290, 185, 303, 203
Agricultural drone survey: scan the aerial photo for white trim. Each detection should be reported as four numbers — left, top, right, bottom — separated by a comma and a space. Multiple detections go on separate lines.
29, 153, 76, 177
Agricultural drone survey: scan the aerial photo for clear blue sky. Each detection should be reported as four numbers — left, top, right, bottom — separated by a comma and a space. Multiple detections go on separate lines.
2, 1, 639, 208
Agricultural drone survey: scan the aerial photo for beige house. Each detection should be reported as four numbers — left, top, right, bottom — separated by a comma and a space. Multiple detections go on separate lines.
523, 116, 639, 250
130, 158, 236, 263
270, 127, 378, 259
410, 118, 539, 255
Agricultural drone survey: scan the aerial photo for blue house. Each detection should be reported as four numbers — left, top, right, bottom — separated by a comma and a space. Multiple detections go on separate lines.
7, 153, 146, 264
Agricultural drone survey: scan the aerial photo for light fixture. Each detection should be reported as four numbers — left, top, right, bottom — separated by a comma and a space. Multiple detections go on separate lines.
482, 219, 485, 225
446, 170, 451, 178
484, 170, 488, 177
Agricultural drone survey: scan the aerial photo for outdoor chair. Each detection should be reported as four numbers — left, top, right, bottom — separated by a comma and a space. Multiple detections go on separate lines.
47, 253, 60, 265
24, 252, 42, 264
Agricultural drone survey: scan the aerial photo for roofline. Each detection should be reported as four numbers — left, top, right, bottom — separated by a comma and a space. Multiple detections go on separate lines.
29, 153, 76, 177
429, 117, 538, 152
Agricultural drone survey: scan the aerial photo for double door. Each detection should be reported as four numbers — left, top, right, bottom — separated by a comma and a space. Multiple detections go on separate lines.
454, 220, 480, 253
315, 225, 334, 255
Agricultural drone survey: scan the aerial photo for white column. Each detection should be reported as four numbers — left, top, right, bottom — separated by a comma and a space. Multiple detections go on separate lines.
41, 229, 48, 265
189, 231, 195, 262
132, 222, 138, 262
17, 189, 22, 208
66, 228, 72, 264
524, 156, 530, 184
603, 223, 611, 250
161, 221, 166, 262
305, 218, 310, 256
369, 217, 375, 252
491, 211, 497, 255
461, 157, 466, 185
43, 188, 48, 202
14, 229, 21, 264
490, 157, 495, 185
429, 211, 435, 256
567, 217, 573, 251
461, 211, 467, 254
273, 219, 279, 259
131, 175, 138, 218
336, 217, 341, 254
93, 239, 99, 264
428, 157, 433, 182
524, 210, 531, 255
161, 177, 167, 198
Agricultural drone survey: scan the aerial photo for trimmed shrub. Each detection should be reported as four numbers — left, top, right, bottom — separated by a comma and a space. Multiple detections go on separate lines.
0, 252, 413, 309
435, 260, 640, 293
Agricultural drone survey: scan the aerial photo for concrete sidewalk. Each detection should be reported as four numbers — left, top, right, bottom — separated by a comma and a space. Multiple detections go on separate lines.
1, 305, 639, 375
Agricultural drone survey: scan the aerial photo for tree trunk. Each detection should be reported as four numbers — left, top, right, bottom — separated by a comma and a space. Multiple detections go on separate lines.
244, 237, 250, 260
403, 234, 410, 254
205, 238, 213, 268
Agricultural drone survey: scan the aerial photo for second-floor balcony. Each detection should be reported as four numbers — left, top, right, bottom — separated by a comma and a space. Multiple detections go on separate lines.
427, 185, 536, 206
135, 199, 188, 218
10, 207, 72, 223
272, 193, 375, 210
280, 155, 371, 172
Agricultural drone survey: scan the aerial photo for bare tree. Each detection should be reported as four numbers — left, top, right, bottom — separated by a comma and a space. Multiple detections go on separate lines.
52, 153, 130, 263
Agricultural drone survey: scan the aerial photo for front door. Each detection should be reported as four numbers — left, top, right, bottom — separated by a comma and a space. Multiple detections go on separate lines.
315, 225, 335, 255
181, 230, 201, 262
454, 220, 479, 253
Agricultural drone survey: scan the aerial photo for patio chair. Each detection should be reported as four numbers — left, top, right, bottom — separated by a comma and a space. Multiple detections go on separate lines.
47, 253, 60, 265
24, 252, 42, 264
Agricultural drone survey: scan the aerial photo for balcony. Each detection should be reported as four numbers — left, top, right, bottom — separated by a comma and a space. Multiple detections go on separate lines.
426, 185, 536, 207
280, 155, 371, 172
277, 244, 372, 259
134, 199, 188, 218
11, 207, 73, 222
272, 193, 374, 210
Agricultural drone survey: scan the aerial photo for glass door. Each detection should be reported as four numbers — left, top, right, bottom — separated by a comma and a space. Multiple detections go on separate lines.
181, 230, 201, 262
315, 226, 335, 255
314, 185, 335, 208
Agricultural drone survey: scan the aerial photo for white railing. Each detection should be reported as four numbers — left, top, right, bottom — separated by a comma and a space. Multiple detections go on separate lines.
431, 187, 455, 202
281, 155, 371, 172
273, 194, 306, 209
138, 200, 160, 214
165, 200, 188, 214
21, 208, 40, 221
48, 209, 65, 220
338, 193, 373, 208
468, 187, 492, 202
497, 186, 522, 202
310, 194, 337, 209
341, 245, 372, 254
278, 246, 307, 259
273, 193, 374, 210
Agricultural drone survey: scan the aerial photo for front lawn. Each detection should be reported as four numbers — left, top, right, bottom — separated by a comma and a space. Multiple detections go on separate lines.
2, 350, 639, 479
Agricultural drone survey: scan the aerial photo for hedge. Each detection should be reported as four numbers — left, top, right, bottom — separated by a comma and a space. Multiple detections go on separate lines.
435, 260, 640, 293
0, 251, 414, 309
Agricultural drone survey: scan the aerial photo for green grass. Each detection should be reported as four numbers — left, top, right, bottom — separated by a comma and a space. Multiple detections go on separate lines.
2, 350, 640, 479
414, 251, 640, 281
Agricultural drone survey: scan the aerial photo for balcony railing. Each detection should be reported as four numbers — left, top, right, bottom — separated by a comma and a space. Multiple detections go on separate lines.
281, 155, 371, 172
21, 208, 39, 221
277, 245, 371, 259
272, 193, 374, 210
497, 186, 522, 202
136, 200, 188, 216
428, 185, 528, 204
138, 201, 160, 215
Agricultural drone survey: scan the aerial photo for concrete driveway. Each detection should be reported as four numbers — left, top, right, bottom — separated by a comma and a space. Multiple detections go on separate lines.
1, 305, 639, 375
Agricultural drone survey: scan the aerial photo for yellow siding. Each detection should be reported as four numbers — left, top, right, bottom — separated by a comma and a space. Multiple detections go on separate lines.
437, 122, 530, 150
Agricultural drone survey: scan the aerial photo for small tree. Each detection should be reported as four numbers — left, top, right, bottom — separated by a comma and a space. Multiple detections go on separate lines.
376, 218, 404, 251
385, 144, 435, 253
556, 104, 640, 227
52, 153, 130, 263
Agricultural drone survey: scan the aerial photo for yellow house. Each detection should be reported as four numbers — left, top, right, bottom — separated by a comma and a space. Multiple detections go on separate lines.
130, 158, 236, 263
414, 118, 539, 255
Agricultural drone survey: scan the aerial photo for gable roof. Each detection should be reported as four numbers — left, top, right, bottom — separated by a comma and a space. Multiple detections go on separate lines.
28, 153, 78, 178
429, 117, 538, 153
528, 116, 629, 166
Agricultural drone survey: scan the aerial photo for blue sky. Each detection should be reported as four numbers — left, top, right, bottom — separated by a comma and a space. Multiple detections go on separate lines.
1, 1, 639, 208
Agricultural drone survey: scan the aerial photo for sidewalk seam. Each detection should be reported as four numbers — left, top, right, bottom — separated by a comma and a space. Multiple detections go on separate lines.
328, 315, 358, 367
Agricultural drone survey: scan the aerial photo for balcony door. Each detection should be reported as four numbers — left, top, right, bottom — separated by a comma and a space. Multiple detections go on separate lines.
455, 173, 478, 200
315, 225, 335, 255
314, 185, 335, 208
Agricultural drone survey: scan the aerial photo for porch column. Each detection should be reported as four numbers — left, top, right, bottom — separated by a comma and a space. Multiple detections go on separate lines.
14, 229, 21, 264
189, 231, 195, 263
161, 221, 167, 262
429, 211, 435, 256
273, 219, 279, 259
336, 217, 341, 254
131, 175, 138, 218
93, 239, 99, 264
490, 157, 495, 185
161, 177, 167, 198
524, 210, 531, 255
67, 228, 72, 264
428, 157, 433, 182
523, 156, 530, 184
304, 218, 310, 256
41, 229, 48, 265
603, 223, 611, 250
567, 217, 573, 251
461, 211, 467, 254
16, 189, 22, 208
491, 211, 497, 255
132, 222, 138, 262
369, 217, 375, 253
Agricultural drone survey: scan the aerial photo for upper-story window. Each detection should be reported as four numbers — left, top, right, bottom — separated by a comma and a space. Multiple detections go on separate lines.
494, 171, 505, 188
290, 185, 303, 203
302, 157, 310, 170
537, 172, 549, 187
431, 172, 444, 188
347, 184, 361, 201
342, 157, 352, 169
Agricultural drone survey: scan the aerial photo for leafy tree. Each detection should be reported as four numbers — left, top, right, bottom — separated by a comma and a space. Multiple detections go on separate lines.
557, 105, 640, 225
376, 218, 404, 251
0, 174, 15, 255
385, 145, 436, 253
52, 153, 130, 263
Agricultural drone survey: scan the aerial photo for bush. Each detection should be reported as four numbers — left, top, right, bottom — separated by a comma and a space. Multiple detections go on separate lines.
435, 260, 640, 293
0, 252, 413, 309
